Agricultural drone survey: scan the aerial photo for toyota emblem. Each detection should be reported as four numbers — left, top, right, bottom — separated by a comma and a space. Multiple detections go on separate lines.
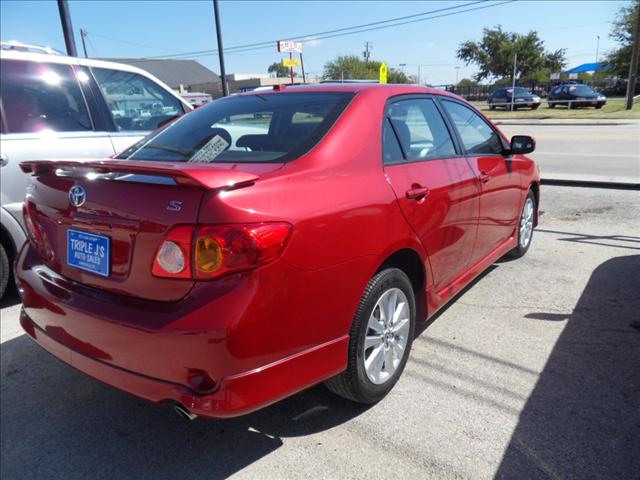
69, 185, 87, 207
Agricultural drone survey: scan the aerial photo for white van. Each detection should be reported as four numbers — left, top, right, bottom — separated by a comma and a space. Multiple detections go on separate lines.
0, 43, 193, 298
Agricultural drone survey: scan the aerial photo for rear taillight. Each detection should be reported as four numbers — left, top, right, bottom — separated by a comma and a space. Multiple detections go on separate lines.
152, 226, 193, 279
152, 223, 291, 280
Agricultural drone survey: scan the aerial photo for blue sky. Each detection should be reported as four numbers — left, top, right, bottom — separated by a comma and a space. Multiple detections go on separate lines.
0, 0, 628, 85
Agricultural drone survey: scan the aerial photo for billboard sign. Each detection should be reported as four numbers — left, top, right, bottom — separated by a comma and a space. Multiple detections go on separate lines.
277, 41, 303, 53
282, 58, 302, 67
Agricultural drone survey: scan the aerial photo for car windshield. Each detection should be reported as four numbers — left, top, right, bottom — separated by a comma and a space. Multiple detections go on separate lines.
505, 87, 531, 96
568, 85, 595, 96
117, 92, 354, 163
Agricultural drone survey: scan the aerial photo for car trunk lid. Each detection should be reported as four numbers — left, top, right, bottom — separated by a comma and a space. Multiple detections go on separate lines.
21, 159, 277, 302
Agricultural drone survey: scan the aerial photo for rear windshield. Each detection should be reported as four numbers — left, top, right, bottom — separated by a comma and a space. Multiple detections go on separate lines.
568, 85, 595, 96
117, 92, 354, 163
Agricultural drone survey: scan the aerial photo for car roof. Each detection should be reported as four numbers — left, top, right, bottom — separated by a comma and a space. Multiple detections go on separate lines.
234, 83, 463, 100
0, 49, 192, 110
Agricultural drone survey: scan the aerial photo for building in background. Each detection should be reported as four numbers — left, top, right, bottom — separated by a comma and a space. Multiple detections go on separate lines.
107, 58, 321, 98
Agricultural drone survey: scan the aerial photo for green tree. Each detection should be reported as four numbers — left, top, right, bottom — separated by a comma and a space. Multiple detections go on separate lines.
457, 26, 566, 82
457, 78, 478, 87
323, 55, 410, 83
605, 0, 639, 77
268, 62, 291, 78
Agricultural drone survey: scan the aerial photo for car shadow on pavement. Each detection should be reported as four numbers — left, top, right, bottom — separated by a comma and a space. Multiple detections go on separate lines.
535, 228, 640, 251
0, 333, 371, 480
495, 255, 640, 479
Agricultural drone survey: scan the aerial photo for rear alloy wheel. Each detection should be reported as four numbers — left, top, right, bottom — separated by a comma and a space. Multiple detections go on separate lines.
325, 268, 415, 404
507, 189, 536, 259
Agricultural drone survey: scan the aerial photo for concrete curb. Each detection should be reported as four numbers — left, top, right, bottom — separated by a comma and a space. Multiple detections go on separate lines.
541, 178, 640, 191
495, 120, 637, 126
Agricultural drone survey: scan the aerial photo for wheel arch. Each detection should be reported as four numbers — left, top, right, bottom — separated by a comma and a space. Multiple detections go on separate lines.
529, 181, 540, 226
375, 248, 427, 321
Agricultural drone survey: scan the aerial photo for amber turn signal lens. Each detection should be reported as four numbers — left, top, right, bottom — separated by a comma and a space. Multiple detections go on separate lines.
195, 236, 222, 273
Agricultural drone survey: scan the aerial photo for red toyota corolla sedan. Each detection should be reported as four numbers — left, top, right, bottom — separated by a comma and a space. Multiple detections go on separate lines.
16, 84, 539, 419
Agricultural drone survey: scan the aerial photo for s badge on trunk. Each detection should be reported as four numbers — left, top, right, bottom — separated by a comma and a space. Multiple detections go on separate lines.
69, 185, 87, 207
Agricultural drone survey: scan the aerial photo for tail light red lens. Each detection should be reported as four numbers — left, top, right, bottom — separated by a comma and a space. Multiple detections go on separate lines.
152, 223, 291, 280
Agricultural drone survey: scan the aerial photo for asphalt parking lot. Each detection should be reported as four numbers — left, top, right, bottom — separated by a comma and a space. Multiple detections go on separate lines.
1, 185, 639, 480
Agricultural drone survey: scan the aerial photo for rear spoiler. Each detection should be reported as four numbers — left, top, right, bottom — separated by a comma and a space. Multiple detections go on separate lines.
20, 159, 258, 190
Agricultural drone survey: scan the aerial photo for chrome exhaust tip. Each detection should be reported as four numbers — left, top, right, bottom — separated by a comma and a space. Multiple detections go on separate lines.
174, 404, 198, 421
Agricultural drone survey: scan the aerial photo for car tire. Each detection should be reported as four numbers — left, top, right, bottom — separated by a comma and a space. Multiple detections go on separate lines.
549, 102, 555, 108
595, 104, 603, 109
489, 105, 496, 110
325, 268, 415, 404
0, 243, 9, 300
531, 104, 540, 110
506, 189, 536, 259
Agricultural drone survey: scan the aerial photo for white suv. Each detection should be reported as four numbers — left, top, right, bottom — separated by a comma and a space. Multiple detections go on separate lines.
0, 44, 193, 298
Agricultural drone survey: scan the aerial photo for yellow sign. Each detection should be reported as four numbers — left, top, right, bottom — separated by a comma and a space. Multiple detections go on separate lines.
379, 63, 388, 84
282, 58, 301, 67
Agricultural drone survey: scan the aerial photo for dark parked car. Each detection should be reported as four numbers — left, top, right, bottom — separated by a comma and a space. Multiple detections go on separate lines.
488, 87, 541, 110
548, 84, 607, 109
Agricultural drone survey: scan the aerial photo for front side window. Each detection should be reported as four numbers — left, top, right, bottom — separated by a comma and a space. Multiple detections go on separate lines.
0, 59, 92, 134
91, 67, 185, 132
568, 85, 595, 96
118, 92, 354, 163
385, 98, 456, 163
441, 100, 503, 155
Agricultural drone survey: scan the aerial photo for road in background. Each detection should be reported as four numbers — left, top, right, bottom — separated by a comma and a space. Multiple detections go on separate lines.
1, 185, 639, 479
499, 120, 640, 184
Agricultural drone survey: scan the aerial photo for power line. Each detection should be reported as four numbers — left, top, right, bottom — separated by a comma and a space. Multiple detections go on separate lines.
134, 0, 513, 62
88, 30, 183, 52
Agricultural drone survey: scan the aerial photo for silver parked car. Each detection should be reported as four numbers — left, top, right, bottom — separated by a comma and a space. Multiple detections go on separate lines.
0, 43, 193, 298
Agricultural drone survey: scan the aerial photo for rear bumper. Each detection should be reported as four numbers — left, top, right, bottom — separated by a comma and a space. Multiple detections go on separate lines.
20, 309, 347, 418
16, 243, 352, 418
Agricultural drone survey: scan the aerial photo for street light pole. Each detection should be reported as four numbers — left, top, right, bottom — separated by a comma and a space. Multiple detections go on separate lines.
213, 0, 228, 97
80, 28, 88, 58
595, 35, 600, 68
57, 0, 77, 57
455, 66, 460, 85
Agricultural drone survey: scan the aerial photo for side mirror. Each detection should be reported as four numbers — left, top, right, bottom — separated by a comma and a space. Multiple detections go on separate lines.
510, 135, 535, 155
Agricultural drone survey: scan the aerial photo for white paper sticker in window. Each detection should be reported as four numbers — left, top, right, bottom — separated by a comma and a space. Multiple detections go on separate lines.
190, 135, 230, 163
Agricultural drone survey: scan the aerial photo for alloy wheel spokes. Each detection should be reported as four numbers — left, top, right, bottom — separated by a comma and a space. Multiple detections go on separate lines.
363, 287, 410, 385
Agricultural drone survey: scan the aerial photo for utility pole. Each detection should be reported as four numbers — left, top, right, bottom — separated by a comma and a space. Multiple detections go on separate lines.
455, 65, 461, 85
625, 8, 640, 110
510, 53, 517, 111
57, 0, 77, 57
300, 52, 306, 83
80, 28, 88, 58
363, 41, 372, 62
213, 0, 228, 97
595, 35, 600, 68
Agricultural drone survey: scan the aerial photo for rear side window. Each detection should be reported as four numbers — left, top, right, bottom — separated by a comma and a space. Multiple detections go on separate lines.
384, 98, 456, 163
118, 92, 354, 163
91, 67, 185, 132
0, 59, 92, 134
441, 100, 503, 155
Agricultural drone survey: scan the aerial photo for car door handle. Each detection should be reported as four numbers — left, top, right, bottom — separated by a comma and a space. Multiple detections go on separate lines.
0, 154, 8, 167
406, 185, 430, 200
478, 172, 491, 183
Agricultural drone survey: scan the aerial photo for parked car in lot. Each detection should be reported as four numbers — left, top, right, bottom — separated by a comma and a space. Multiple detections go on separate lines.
488, 87, 541, 110
16, 84, 539, 419
0, 43, 192, 298
547, 83, 607, 109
